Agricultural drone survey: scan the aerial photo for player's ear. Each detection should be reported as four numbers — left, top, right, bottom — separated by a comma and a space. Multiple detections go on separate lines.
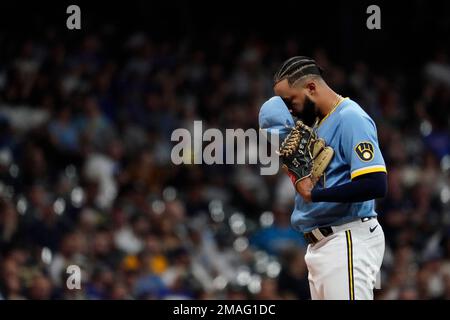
305, 81, 316, 95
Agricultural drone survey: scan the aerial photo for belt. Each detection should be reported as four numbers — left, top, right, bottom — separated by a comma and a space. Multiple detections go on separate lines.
304, 217, 375, 245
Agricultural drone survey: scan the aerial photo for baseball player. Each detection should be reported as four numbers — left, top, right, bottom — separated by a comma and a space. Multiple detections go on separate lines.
259, 56, 387, 300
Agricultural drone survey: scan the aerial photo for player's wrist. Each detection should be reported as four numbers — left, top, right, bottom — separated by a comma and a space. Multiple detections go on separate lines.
294, 177, 313, 203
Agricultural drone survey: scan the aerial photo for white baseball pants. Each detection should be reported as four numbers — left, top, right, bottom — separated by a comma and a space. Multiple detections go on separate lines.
304, 218, 385, 300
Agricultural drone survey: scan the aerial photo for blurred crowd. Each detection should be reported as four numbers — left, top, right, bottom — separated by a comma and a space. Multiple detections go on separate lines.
0, 26, 450, 300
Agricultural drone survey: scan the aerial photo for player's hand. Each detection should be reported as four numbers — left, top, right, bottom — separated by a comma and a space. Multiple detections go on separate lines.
295, 177, 313, 203
278, 120, 334, 188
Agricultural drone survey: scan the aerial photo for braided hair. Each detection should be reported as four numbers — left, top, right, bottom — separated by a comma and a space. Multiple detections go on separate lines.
273, 56, 323, 86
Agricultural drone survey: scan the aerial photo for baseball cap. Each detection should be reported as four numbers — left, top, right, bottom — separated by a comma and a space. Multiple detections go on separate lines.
259, 96, 295, 141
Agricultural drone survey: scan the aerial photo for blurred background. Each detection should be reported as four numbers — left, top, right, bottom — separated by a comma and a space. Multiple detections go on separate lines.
0, 0, 450, 300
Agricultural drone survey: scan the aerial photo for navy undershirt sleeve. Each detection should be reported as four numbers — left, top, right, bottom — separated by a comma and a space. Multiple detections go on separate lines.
311, 172, 387, 203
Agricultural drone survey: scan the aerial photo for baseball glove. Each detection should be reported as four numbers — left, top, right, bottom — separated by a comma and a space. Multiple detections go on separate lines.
278, 120, 334, 186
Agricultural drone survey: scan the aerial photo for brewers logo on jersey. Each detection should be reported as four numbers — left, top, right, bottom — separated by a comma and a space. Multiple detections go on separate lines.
355, 142, 374, 162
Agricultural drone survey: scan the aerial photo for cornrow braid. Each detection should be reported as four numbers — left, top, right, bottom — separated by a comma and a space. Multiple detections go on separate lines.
274, 56, 323, 85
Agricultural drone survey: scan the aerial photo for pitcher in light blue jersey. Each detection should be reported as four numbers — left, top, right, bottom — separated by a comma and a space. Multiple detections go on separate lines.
259, 56, 388, 300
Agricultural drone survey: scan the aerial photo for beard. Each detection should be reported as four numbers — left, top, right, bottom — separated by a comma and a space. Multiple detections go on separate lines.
293, 96, 319, 127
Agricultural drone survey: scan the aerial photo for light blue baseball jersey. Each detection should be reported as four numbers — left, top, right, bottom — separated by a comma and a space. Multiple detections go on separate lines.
291, 98, 387, 233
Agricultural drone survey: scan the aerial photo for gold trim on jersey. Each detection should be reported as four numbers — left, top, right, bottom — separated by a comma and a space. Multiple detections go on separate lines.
318, 97, 349, 127
350, 165, 387, 180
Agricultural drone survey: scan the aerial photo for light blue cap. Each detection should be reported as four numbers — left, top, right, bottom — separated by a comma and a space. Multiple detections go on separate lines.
259, 96, 295, 141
